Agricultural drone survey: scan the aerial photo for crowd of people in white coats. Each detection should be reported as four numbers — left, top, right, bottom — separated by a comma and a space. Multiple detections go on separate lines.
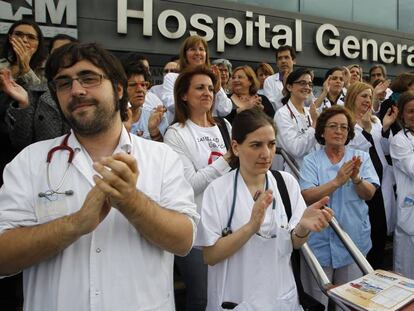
0, 19, 413, 311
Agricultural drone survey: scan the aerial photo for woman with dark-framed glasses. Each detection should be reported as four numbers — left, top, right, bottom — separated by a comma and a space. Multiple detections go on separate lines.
299, 106, 379, 310
197, 108, 333, 310
273, 68, 319, 173
0, 20, 46, 86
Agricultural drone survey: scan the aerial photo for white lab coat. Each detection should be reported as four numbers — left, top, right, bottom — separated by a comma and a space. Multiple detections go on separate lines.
196, 170, 305, 311
390, 129, 414, 278
348, 120, 397, 234
263, 73, 284, 112
161, 72, 232, 118
0, 127, 199, 311
274, 100, 318, 173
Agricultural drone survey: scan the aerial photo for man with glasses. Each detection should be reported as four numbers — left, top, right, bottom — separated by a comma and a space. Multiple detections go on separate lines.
0, 43, 199, 311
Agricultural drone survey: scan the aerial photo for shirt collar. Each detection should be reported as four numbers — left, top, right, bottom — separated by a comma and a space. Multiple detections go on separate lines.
67, 125, 133, 155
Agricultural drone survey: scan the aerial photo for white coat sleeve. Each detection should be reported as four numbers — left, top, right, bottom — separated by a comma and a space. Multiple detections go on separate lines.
274, 109, 316, 159
195, 182, 223, 247
213, 88, 232, 117
164, 127, 231, 196
263, 76, 283, 112
0, 147, 38, 234
390, 134, 414, 180
159, 146, 200, 244
161, 73, 178, 114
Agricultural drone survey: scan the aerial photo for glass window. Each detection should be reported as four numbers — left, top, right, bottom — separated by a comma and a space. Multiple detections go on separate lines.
224, 0, 299, 12
399, 0, 414, 32
300, 0, 352, 21
353, 0, 397, 30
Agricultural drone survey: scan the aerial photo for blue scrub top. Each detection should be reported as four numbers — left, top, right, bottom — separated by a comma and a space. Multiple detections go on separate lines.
299, 147, 380, 268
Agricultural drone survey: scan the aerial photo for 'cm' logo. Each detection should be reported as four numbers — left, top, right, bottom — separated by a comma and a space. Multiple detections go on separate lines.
0, 0, 78, 38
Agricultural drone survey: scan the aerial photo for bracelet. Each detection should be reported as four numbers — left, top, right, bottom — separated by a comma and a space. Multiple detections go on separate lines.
293, 229, 310, 239
352, 177, 363, 185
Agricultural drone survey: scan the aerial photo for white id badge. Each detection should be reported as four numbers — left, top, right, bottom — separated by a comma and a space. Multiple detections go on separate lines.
35, 197, 69, 223
402, 194, 414, 209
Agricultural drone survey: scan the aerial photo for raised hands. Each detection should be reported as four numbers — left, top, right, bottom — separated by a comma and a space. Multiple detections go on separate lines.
211, 65, 222, 93
309, 102, 318, 128
10, 35, 34, 76
382, 105, 399, 132
298, 196, 333, 233
72, 186, 111, 235
248, 189, 274, 233
93, 153, 139, 212
342, 66, 351, 89
334, 156, 362, 187
148, 105, 167, 139
0, 69, 29, 108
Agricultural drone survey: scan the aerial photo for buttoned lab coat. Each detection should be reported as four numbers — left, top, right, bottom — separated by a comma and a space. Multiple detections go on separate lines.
390, 130, 414, 278
0, 127, 199, 311
274, 100, 318, 172
197, 170, 306, 311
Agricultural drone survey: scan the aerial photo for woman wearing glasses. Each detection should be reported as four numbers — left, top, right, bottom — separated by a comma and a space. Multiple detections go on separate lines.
197, 108, 333, 310
344, 82, 398, 269
390, 91, 414, 279
273, 68, 318, 171
0, 20, 46, 86
299, 106, 379, 309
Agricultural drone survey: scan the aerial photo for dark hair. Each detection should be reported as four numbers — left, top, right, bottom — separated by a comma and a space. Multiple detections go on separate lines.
49, 34, 78, 53
173, 65, 216, 125
315, 106, 355, 145
390, 72, 414, 93
369, 64, 387, 78
45, 42, 128, 121
1, 20, 47, 71
324, 66, 343, 81
229, 108, 277, 168
123, 63, 151, 82
397, 90, 414, 129
232, 65, 260, 95
281, 67, 313, 105
122, 53, 149, 67
275, 45, 296, 60
169, 55, 180, 62
178, 36, 210, 71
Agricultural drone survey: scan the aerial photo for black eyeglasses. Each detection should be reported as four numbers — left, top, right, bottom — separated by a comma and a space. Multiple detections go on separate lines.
12, 31, 38, 42
293, 80, 313, 88
50, 72, 108, 92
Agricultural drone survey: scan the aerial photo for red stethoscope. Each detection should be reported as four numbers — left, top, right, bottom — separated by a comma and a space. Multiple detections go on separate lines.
38, 133, 75, 198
